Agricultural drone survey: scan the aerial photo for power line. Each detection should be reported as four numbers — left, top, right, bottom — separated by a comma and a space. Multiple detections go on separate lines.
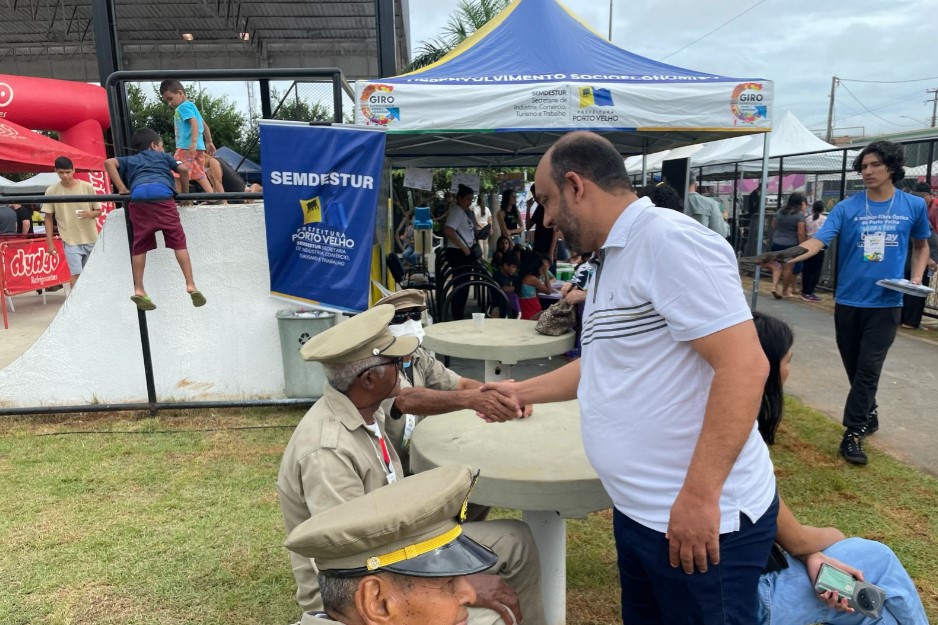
660, 0, 767, 61
838, 82, 918, 127
840, 76, 938, 84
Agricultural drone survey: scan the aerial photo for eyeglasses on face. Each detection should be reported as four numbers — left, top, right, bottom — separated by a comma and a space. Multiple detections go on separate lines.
357, 357, 404, 378
390, 310, 422, 325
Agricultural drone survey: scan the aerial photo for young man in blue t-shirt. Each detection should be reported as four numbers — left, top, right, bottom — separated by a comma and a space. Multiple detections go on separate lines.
103, 128, 207, 312
790, 141, 931, 465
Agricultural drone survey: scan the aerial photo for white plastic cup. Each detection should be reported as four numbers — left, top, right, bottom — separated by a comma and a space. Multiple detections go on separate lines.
472, 312, 485, 332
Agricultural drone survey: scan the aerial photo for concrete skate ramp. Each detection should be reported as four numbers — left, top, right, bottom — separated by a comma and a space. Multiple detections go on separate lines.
0, 204, 292, 407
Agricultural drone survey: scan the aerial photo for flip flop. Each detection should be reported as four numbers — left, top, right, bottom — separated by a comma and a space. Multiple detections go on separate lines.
771, 290, 782, 300
189, 290, 207, 307
130, 294, 157, 311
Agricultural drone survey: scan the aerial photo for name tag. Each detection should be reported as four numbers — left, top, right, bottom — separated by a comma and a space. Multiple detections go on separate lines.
386, 468, 398, 484
402, 414, 417, 448
863, 232, 885, 262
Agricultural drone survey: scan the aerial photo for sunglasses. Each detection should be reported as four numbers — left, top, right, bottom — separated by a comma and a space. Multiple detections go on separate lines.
357, 357, 404, 378
390, 310, 422, 325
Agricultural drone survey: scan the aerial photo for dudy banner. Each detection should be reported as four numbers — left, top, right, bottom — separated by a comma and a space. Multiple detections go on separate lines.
260, 122, 386, 312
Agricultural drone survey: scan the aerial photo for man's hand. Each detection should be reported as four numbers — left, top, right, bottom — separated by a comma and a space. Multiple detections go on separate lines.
564, 289, 586, 305
117, 186, 130, 195
803, 552, 863, 612
560, 282, 574, 296
470, 388, 523, 422
188, 144, 198, 158
477, 381, 526, 422
739, 246, 807, 266
465, 574, 521, 625
666, 489, 721, 574
205, 141, 216, 156
47, 245, 57, 255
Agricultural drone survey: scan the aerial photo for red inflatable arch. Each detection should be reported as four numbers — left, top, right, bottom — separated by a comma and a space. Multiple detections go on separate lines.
0, 74, 113, 226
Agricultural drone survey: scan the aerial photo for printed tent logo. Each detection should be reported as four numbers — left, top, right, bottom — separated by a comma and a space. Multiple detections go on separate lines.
578, 86, 614, 108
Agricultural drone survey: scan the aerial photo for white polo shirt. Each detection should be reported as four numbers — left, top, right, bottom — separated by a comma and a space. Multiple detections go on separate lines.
579, 196, 775, 534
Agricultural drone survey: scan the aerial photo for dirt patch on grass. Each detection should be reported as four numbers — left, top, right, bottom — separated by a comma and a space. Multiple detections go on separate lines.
50, 582, 143, 625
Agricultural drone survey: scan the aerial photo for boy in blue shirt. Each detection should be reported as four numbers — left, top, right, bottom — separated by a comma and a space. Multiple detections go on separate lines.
159, 79, 216, 196
787, 141, 931, 465
104, 128, 207, 311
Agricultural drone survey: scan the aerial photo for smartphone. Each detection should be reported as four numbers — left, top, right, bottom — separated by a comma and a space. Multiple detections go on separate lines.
814, 562, 884, 619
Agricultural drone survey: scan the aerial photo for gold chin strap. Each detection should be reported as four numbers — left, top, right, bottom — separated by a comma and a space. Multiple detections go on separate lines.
365, 525, 462, 571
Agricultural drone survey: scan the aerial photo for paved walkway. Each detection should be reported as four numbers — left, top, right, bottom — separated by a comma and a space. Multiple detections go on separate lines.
752, 293, 938, 477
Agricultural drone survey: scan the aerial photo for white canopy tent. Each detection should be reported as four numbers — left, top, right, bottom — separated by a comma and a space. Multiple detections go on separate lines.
0, 172, 60, 195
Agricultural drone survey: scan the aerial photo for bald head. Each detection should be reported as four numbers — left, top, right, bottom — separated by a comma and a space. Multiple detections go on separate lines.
544, 131, 632, 196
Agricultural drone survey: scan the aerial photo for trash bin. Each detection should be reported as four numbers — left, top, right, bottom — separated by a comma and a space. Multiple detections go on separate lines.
276, 310, 337, 398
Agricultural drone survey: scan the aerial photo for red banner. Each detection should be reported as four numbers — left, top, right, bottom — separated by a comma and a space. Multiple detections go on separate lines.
0, 236, 70, 296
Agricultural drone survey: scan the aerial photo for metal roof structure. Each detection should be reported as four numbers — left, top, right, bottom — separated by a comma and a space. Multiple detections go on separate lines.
0, 0, 410, 81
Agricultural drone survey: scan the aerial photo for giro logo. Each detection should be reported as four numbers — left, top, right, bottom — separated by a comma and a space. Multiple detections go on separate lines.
731, 82, 767, 124
0, 82, 13, 108
9, 247, 61, 278
359, 84, 399, 126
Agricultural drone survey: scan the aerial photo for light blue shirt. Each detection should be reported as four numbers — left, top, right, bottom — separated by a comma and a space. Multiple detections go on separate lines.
173, 100, 205, 151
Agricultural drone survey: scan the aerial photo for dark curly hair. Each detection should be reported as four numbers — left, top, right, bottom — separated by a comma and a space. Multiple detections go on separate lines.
638, 182, 683, 212
852, 140, 905, 184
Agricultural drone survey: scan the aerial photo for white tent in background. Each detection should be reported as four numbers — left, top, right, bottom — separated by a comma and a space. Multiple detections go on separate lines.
694, 111, 838, 171
631, 112, 839, 175
0, 174, 14, 188
0, 172, 61, 195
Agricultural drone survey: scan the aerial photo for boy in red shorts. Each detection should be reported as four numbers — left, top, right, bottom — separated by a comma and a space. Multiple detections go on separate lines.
104, 128, 207, 311
159, 79, 216, 196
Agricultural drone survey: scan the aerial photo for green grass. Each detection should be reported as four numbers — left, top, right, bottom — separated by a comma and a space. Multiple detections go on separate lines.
0, 402, 935, 624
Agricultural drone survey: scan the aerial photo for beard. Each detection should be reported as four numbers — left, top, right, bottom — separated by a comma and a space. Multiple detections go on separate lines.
552, 193, 584, 252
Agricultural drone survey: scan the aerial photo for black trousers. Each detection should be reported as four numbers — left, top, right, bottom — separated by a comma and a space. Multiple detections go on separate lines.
834, 304, 900, 431
444, 247, 473, 320
900, 270, 930, 328
801, 250, 825, 295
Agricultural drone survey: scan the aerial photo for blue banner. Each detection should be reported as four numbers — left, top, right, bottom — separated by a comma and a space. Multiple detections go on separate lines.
260, 123, 386, 312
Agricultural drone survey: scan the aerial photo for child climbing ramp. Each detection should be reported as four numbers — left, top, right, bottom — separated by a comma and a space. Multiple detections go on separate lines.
103, 128, 207, 311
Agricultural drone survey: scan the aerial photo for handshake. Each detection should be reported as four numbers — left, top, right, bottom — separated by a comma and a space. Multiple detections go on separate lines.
739, 245, 807, 267
472, 381, 532, 422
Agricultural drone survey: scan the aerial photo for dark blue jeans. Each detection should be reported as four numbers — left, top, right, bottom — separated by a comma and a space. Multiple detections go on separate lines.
613, 494, 779, 625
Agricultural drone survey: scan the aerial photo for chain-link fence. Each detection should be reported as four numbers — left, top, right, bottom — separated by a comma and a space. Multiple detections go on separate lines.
689, 138, 938, 318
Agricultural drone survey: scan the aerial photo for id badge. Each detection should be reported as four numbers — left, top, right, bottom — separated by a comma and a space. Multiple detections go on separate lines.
402, 414, 417, 448
863, 232, 885, 262
386, 468, 398, 484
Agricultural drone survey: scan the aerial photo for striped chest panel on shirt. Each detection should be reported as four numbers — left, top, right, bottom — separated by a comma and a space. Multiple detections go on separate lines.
581, 302, 667, 346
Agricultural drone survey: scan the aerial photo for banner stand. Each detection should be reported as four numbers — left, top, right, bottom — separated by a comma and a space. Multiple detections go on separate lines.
0, 235, 70, 329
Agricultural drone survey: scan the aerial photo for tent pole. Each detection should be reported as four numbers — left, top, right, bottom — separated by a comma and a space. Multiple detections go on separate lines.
750, 132, 771, 310
732, 163, 739, 253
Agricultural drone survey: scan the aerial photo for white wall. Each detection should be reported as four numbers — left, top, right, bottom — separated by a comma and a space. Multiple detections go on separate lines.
0, 204, 291, 407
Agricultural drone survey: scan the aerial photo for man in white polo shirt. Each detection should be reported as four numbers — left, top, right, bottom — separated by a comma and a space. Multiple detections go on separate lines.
482, 131, 777, 625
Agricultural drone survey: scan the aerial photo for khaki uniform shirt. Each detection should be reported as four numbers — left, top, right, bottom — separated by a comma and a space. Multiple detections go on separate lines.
277, 382, 404, 613
382, 347, 460, 474
42, 180, 101, 246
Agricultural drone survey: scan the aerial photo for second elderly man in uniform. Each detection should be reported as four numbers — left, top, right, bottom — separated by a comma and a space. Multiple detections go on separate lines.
277, 305, 544, 625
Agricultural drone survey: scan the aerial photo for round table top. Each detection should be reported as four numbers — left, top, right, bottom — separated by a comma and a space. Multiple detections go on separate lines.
422, 319, 574, 365
410, 400, 612, 518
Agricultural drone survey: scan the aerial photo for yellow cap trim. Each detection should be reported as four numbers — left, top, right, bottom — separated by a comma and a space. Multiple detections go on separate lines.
365, 525, 463, 571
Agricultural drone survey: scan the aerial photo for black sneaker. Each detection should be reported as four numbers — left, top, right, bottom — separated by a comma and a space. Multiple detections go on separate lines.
864, 408, 879, 437
840, 432, 868, 465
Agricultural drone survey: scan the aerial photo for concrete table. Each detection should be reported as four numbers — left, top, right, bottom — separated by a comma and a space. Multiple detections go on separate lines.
422, 319, 574, 381
410, 400, 612, 625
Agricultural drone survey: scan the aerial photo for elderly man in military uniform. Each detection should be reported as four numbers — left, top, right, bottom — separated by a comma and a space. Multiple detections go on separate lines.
277, 305, 544, 625
374, 289, 527, 477
286, 465, 498, 625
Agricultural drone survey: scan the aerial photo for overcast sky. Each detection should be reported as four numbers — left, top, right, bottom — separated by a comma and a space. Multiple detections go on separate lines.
404, 0, 938, 137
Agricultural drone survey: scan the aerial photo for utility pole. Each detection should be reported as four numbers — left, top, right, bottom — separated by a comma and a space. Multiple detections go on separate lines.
927, 88, 938, 128
608, 0, 613, 41
826, 76, 839, 143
